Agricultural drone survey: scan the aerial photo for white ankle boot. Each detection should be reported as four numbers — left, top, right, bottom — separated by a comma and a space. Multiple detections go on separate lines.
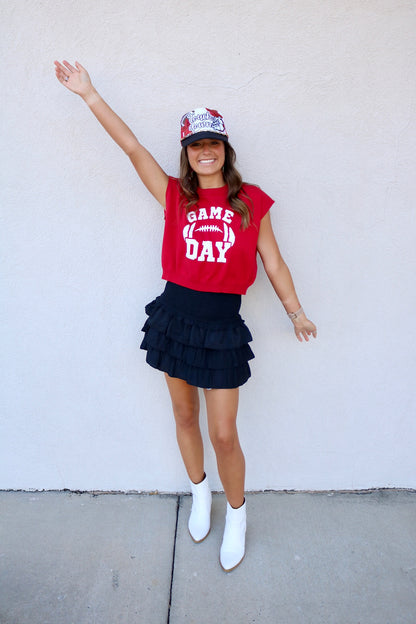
220, 499, 246, 572
188, 474, 212, 543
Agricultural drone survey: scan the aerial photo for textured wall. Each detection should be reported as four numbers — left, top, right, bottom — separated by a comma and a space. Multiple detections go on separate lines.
1, 0, 415, 491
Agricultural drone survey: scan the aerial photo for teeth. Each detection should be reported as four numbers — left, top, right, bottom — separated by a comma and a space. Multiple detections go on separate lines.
199, 159, 215, 164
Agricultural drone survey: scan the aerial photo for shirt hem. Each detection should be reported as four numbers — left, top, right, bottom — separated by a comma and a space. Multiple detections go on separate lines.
161, 273, 249, 296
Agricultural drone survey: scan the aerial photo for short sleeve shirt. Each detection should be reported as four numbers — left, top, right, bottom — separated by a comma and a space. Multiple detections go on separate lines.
161, 177, 274, 294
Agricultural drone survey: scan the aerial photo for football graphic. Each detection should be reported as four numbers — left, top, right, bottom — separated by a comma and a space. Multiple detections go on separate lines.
183, 222, 235, 245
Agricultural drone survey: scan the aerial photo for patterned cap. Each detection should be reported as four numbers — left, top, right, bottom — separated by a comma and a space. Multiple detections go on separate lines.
180, 108, 228, 146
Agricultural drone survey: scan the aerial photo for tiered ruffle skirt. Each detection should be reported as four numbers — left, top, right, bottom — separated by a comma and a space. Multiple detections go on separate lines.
140, 282, 254, 389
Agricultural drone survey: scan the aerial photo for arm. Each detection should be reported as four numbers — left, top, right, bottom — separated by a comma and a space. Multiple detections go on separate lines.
54, 60, 168, 207
257, 212, 317, 342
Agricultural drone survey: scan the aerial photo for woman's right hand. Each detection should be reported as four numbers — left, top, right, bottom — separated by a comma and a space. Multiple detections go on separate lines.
54, 60, 95, 100
54, 59, 168, 205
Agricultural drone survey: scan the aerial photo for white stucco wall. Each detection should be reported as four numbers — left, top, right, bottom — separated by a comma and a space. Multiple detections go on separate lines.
1, 0, 415, 492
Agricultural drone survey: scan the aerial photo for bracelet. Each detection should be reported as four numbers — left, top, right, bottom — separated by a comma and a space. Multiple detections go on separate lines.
287, 306, 304, 321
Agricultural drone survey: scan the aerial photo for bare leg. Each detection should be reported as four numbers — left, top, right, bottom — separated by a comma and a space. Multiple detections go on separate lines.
164, 373, 205, 484
204, 388, 245, 509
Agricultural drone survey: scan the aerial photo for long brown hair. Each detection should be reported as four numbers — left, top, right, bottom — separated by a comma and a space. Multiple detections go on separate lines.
179, 142, 253, 229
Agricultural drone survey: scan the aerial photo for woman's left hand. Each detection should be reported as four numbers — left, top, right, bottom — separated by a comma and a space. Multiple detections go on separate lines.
292, 316, 317, 342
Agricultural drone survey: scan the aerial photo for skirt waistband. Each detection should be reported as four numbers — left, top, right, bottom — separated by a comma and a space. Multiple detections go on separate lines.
162, 282, 242, 321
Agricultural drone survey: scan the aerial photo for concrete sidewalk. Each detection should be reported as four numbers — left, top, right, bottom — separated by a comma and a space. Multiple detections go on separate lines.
0, 490, 415, 624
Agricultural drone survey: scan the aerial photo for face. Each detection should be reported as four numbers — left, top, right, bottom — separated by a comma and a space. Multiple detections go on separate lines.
186, 138, 226, 186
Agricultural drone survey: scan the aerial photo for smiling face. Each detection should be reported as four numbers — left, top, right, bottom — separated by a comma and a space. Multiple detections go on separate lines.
186, 138, 226, 188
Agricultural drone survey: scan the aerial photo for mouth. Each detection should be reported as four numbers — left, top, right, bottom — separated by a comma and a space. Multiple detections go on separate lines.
198, 158, 216, 165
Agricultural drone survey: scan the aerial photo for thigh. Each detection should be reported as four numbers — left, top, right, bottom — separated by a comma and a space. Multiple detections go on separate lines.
204, 388, 239, 439
164, 373, 200, 425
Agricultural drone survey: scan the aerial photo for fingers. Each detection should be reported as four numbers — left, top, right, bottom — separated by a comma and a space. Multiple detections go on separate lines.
294, 326, 317, 342
309, 323, 317, 339
54, 60, 66, 76
295, 330, 304, 342
55, 61, 88, 92
54, 60, 70, 84
63, 60, 77, 73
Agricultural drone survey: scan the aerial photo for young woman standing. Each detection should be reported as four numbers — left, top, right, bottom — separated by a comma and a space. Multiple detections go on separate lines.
54, 60, 317, 572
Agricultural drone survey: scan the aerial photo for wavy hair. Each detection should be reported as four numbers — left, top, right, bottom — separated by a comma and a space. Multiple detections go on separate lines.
179, 142, 253, 229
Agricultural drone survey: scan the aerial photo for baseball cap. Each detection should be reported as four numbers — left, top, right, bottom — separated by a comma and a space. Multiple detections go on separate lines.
180, 108, 228, 147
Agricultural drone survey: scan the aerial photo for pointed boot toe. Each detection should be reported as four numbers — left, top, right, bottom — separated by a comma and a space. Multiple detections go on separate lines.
220, 500, 246, 572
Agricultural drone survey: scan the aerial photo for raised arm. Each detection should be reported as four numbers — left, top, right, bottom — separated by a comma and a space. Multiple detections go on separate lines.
257, 212, 317, 342
54, 60, 168, 207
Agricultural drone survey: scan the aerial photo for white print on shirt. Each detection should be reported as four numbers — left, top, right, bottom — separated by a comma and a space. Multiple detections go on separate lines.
182, 206, 236, 263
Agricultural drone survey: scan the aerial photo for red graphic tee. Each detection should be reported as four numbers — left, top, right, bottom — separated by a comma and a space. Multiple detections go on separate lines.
161, 177, 274, 294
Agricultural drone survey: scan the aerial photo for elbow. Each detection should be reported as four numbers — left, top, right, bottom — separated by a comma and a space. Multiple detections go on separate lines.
263, 258, 286, 280
125, 140, 142, 158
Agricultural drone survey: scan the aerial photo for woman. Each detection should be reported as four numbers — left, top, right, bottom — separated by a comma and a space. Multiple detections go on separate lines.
54, 60, 317, 572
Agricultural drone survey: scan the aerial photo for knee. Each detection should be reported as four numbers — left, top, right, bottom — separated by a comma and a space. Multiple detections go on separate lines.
210, 427, 238, 455
172, 399, 199, 430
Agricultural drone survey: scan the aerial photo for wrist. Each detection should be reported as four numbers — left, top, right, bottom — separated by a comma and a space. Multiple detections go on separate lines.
287, 306, 305, 322
82, 87, 101, 107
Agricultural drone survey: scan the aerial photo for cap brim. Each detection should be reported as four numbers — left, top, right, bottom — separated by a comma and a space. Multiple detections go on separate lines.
181, 131, 229, 147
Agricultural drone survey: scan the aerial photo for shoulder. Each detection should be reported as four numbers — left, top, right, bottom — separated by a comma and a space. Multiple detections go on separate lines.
241, 182, 259, 194
241, 183, 275, 218
165, 177, 190, 221
168, 176, 180, 189
166, 176, 182, 200
242, 182, 272, 199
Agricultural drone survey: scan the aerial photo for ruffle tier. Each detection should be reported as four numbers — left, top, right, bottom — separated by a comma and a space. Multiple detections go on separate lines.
140, 292, 254, 389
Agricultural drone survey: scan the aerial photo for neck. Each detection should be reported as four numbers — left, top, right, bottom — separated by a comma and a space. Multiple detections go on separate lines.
197, 172, 225, 189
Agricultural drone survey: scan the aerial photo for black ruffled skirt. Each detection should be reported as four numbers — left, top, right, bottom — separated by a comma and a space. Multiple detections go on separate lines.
140, 282, 254, 389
